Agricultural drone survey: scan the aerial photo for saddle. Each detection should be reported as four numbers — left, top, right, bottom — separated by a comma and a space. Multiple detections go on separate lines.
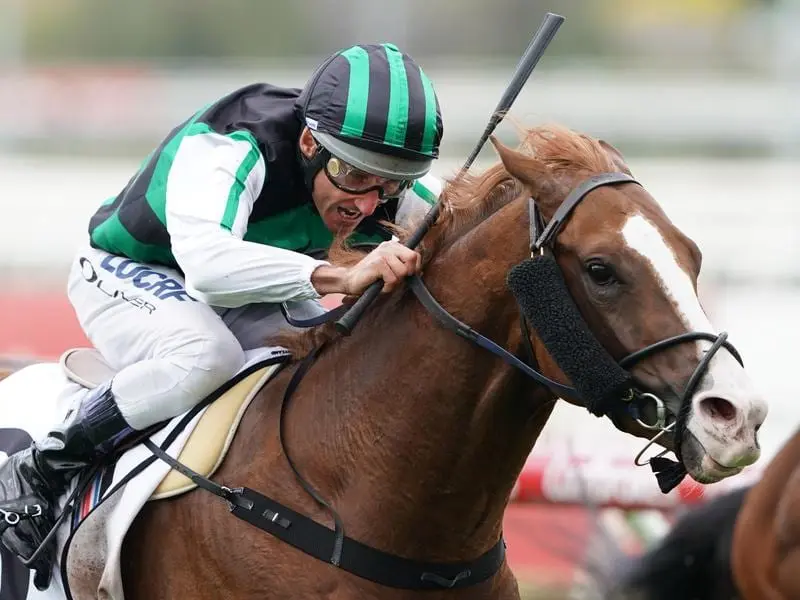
58, 348, 284, 499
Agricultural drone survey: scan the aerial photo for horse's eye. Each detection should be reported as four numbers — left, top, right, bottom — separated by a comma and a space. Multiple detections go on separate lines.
586, 260, 617, 286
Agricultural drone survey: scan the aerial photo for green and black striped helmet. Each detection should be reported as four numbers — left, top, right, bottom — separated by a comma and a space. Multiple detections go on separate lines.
296, 43, 443, 181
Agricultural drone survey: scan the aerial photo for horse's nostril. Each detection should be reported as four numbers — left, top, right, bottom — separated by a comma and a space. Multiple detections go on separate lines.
699, 396, 737, 422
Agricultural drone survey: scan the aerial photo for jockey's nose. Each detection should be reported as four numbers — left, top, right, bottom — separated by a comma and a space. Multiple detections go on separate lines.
355, 191, 380, 217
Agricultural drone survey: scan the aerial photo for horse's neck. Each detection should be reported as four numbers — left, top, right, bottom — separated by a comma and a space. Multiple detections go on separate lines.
295, 198, 556, 558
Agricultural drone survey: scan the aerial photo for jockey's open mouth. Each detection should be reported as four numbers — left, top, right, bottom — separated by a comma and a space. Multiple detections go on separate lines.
337, 205, 362, 221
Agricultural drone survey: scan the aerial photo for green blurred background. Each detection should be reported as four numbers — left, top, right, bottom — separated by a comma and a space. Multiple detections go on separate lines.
1, 0, 796, 157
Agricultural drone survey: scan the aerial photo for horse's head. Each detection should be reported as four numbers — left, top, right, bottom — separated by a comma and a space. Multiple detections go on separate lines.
492, 126, 767, 485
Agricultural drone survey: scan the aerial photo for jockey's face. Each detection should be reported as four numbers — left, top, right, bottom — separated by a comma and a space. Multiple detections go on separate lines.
299, 127, 382, 234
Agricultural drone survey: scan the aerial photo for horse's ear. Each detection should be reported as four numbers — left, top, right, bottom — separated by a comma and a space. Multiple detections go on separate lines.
490, 135, 548, 191
599, 140, 633, 176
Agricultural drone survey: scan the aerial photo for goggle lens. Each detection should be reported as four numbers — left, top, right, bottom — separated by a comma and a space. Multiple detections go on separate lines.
325, 156, 411, 200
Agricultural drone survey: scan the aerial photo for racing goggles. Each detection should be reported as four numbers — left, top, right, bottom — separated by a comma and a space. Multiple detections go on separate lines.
323, 155, 413, 202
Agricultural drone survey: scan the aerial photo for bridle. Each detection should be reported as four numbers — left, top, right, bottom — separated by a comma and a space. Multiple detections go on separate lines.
408, 171, 743, 491
529, 173, 741, 469
280, 170, 744, 492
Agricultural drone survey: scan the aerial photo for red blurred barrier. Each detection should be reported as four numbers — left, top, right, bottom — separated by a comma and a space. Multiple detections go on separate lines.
0, 290, 88, 359
513, 452, 707, 509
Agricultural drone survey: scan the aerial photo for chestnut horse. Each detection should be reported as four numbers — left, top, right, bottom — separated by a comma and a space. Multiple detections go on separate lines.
106, 125, 766, 600
730, 429, 800, 599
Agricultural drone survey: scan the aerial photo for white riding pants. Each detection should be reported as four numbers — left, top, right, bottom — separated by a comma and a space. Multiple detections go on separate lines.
66, 244, 324, 430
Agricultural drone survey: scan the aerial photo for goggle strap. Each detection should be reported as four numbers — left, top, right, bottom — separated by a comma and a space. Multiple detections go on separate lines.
300, 145, 331, 193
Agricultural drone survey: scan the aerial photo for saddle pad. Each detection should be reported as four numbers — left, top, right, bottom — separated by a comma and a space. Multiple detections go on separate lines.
61, 348, 290, 599
151, 363, 279, 499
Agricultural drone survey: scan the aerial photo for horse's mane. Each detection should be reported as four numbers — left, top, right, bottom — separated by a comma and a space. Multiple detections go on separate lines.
273, 124, 618, 356
425, 123, 619, 254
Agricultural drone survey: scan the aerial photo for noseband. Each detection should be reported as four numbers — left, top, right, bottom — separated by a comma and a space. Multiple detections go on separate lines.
410, 172, 742, 492
529, 172, 741, 488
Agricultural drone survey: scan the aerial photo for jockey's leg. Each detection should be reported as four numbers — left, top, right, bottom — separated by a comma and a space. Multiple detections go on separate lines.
0, 380, 132, 589
66, 246, 246, 429
0, 246, 245, 589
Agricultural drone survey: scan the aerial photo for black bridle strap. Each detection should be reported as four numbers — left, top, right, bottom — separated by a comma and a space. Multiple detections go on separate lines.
529, 197, 543, 253
276, 342, 346, 565
533, 172, 639, 251
279, 269, 588, 404
619, 331, 742, 369
408, 275, 577, 400
281, 303, 348, 328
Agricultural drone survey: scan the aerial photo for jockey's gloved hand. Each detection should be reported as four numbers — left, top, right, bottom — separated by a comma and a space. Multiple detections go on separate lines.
0, 502, 57, 590
0, 444, 69, 591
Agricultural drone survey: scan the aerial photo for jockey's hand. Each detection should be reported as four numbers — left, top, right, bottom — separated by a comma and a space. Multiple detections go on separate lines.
0, 507, 56, 590
311, 241, 422, 296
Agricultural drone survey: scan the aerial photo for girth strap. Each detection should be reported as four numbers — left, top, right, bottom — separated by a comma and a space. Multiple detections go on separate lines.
229, 486, 507, 590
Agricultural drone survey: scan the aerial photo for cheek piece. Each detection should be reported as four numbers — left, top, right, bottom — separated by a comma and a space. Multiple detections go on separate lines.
506, 255, 690, 493
506, 255, 633, 417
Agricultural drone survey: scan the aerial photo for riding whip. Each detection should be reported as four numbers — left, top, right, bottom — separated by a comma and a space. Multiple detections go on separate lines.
335, 11, 566, 334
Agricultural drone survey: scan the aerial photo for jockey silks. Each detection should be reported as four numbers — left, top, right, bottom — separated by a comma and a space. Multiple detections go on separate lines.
88, 82, 439, 307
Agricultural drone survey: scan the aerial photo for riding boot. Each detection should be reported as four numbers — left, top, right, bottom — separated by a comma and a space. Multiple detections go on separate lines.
0, 381, 135, 590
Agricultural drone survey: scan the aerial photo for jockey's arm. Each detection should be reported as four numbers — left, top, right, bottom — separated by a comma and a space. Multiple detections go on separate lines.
166, 132, 330, 308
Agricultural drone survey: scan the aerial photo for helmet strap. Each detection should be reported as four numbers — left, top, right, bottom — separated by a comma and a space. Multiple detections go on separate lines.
299, 143, 330, 194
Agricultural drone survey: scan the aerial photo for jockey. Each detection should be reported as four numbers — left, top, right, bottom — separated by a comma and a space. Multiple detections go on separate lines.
0, 42, 443, 588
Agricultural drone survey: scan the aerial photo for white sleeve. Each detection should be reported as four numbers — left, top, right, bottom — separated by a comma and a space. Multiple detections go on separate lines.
165, 130, 329, 308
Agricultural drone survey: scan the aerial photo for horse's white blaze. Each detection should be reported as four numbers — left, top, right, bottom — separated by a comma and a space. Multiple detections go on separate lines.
621, 215, 767, 471
621, 216, 711, 332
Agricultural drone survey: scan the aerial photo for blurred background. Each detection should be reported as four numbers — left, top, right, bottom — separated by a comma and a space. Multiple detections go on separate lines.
0, 0, 797, 596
